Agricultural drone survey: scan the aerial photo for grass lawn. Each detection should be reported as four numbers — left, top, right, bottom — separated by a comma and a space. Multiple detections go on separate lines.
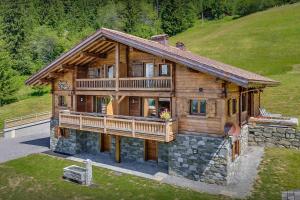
248, 148, 300, 200
0, 154, 229, 200
0, 94, 51, 130
0, 148, 299, 200
170, 3, 300, 120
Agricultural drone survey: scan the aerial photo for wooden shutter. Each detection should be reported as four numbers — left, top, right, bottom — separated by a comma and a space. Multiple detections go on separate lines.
232, 142, 236, 161
55, 95, 59, 106
207, 99, 216, 118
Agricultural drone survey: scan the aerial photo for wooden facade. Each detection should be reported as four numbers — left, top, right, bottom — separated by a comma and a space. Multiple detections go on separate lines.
26, 28, 278, 143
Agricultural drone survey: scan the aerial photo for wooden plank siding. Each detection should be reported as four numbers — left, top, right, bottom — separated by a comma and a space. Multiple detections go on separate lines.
50, 41, 263, 137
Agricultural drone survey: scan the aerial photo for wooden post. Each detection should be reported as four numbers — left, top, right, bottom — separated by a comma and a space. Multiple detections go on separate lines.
79, 114, 82, 130
132, 119, 135, 137
115, 136, 121, 163
115, 43, 120, 92
104, 116, 107, 134
165, 122, 169, 142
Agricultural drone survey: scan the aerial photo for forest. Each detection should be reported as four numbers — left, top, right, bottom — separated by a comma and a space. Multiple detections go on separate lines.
0, 0, 298, 106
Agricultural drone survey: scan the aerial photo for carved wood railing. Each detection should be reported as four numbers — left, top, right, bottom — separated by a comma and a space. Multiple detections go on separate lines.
59, 111, 177, 142
119, 77, 172, 91
75, 77, 172, 91
76, 78, 116, 90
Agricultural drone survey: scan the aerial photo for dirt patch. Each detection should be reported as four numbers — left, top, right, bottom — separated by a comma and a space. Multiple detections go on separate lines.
8, 177, 24, 190
288, 64, 300, 74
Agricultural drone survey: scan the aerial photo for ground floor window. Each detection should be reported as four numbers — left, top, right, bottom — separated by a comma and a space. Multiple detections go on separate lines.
58, 95, 67, 107
190, 99, 206, 116
55, 127, 70, 139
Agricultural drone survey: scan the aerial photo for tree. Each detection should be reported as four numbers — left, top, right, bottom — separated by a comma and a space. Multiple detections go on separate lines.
160, 0, 196, 36
0, 41, 18, 106
1, 1, 26, 57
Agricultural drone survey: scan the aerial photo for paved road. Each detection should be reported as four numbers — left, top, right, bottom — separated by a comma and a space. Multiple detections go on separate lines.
0, 122, 50, 163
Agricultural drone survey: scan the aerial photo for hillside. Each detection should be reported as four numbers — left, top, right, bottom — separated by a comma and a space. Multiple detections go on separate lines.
170, 3, 300, 120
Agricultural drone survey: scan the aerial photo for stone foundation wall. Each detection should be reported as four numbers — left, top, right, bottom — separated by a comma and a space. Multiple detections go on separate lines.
248, 124, 300, 149
50, 118, 77, 155
168, 133, 230, 185
120, 137, 144, 162
158, 142, 169, 169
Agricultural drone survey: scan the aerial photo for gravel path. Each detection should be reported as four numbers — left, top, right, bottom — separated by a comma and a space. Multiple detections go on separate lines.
0, 122, 50, 163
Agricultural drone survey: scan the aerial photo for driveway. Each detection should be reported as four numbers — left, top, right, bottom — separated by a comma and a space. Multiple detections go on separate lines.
0, 122, 50, 163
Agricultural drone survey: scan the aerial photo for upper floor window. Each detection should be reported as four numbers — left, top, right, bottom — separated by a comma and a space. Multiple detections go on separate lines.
145, 63, 154, 77
159, 64, 170, 76
190, 99, 206, 116
58, 95, 67, 107
232, 98, 237, 114
107, 65, 114, 78
241, 93, 247, 112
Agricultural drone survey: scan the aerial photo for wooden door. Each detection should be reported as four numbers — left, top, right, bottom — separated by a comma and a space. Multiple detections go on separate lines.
77, 95, 86, 112
129, 97, 142, 116
145, 140, 157, 161
101, 134, 111, 152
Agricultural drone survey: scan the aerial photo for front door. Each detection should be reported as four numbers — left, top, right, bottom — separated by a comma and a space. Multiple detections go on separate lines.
129, 97, 142, 116
101, 134, 111, 152
145, 140, 157, 161
77, 95, 86, 112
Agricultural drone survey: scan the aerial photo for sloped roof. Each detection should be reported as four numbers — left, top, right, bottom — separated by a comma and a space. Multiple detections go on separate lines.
26, 28, 279, 87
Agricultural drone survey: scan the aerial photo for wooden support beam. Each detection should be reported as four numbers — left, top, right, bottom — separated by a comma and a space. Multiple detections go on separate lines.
115, 43, 120, 92
49, 72, 63, 79
115, 136, 121, 163
117, 95, 126, 104
81, 51, 107, 59
60, 64, 78, 70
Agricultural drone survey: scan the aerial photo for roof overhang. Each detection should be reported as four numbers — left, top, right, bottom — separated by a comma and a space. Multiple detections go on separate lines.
26, 28, 280, 88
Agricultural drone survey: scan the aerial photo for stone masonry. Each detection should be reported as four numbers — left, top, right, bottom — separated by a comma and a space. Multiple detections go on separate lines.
248, 124, 300, 149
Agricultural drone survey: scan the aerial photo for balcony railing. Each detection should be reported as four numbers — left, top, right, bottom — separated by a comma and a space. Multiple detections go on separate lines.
59, 111, 177, 142
119, 77, 172, 91
76, 78, 116, 90
75, 77, 172, 91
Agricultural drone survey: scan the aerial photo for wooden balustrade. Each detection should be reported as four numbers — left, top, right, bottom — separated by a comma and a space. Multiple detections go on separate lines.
59, 111, 176, 142
75, 77, 172, 91
119, 77, 172, 90
76, 78, 116, 90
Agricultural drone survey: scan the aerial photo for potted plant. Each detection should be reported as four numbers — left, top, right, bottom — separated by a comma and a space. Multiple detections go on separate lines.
160, 110, 171, 121
101, 95, 113, 114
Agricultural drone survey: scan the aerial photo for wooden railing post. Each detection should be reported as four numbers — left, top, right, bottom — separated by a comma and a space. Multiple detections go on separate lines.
132, 119, 135, 137
79, 114, 82, 130
59, 112, 61, 126
104, 116, 107, 134
165, 121, 169, 142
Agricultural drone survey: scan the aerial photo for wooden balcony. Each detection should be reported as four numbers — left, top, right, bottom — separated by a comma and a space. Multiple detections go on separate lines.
59, 111, 177, 142
75, 77, 172, 91
76, 78, 116, 90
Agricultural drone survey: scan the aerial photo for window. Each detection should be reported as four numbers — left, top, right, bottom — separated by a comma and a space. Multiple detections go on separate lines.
107, 65, 114, 78
241, 93, 247, 112
145, 63, 154, 77
55, 127, 69, 138
232, 98, 237, 114
159, 64, 170, 76
227, 99, 232, 116
95, 68, 101, 78
58, 96, 67, 107
93, 96, 103, 113
190, 99, 206, 115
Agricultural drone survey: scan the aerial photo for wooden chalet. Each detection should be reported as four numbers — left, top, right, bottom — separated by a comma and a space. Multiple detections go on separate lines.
26, 28, 278, 185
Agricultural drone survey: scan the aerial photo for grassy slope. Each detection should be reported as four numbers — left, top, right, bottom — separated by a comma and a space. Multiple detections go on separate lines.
0, 149, 299, 200
0, 94, 51, 130
170, 3, 300, 120
0, 154, 229, 200
249, 148, 300, 200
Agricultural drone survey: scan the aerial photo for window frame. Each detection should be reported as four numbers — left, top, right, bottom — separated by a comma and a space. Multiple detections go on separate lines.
190, 99, 206, 116
241, 93, 247, 112
58, 95, 67, 107
232, 98, 237, 115
159, 64, 170, 76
